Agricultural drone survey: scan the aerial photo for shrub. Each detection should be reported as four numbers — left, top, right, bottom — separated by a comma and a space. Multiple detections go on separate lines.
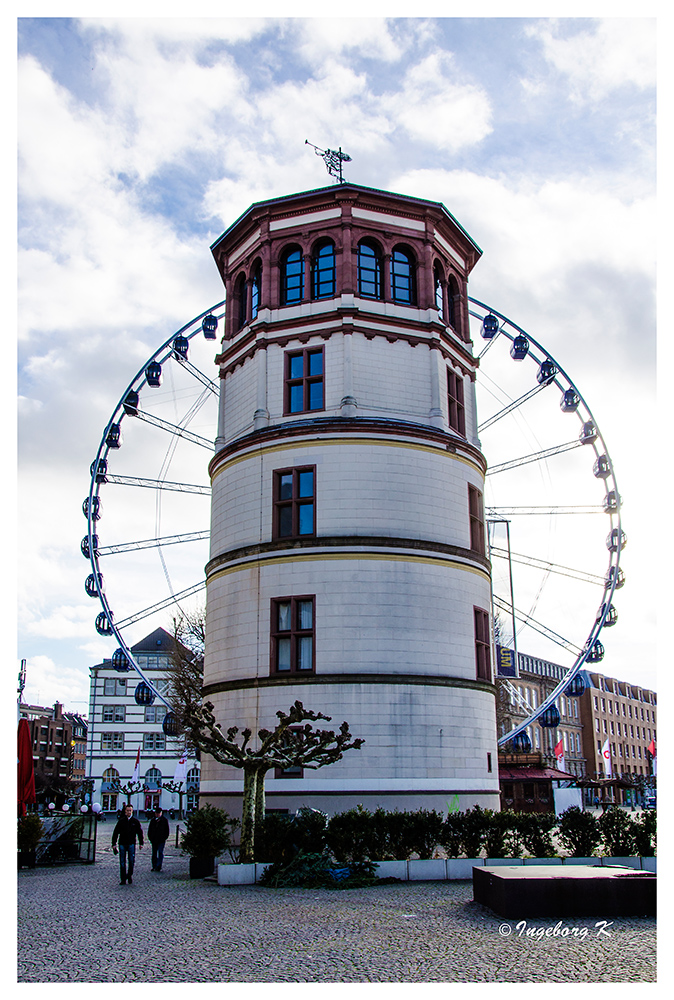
598, 806, 636, 856
258, 850, 377, 889
518, 812, 557, 858
632, 810, 656, 857
483, 809, 510, 858
326, 805, 375, 863
459, 805, 490, 857
17, 813, 44, 852
403, 808, 445, 859
180, 804, 238, 859
440, 813, 463, 858
557, 806, 600, 857
256, 807, 327, 864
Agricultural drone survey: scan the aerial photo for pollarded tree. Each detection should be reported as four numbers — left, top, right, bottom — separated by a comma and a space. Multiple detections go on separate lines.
184, 699, 364, 863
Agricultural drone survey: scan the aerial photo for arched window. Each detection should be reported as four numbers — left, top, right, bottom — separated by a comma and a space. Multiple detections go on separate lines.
434, 263, 444, 320
311, 240, 335, 300
145, 767, 162, 788
357, 241, 382, 299
251, 262, 262, 320
390, 246, 415, 304
447, 275, 459, 330
234, 272, 247, 331
281, 247, 303, 305
102, 767, 119, 782
186, 766, 200, 788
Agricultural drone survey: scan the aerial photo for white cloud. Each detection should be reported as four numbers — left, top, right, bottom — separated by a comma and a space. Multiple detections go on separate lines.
526, 18, 656, 104
380, 52, 492, 152
295, 18, 404, 65
22, 655, 91, 711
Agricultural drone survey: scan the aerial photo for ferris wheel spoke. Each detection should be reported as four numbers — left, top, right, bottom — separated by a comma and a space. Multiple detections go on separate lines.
173, 356, 219, 396
128, 408, 214, 450
486, 438, 584, 476
477, 383, 549, 433
106, 474, 211, 495
489, 545, 605, 586
492, 594, 583, 655
97, 530, 210, 556
114, 581, 207, 629
487, 505, 603, 515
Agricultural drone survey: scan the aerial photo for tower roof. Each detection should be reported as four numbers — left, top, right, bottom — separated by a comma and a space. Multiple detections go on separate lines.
211, 182, 482, 264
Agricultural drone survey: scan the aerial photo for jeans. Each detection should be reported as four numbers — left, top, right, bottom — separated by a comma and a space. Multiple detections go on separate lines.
151, 841, 166, 871
119, 843, 136, 881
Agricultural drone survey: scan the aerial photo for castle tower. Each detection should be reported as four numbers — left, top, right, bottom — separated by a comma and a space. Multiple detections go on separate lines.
201, 183, 500, 815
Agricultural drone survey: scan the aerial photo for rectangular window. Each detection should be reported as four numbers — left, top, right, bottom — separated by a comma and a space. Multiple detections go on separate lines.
468, 485, 485, 555
447, 369, 466, 436
104, 678, 127, 696
145, 705, 167, 724
143, 733, 166, 752
102, 793, 118, 812
102, 705, 125, 723
271, 597, 315, 675
284, 348, 324, 414
101, 732, 124, 751
273, 467, 316, 538
474, 607, 491, 681
274, 726, 304, 779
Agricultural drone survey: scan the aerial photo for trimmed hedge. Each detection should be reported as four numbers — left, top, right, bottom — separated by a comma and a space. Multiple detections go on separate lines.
256, 804, 656, 863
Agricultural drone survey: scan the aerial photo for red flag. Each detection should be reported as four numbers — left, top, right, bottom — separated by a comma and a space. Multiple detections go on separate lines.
17, 719, 36, 817
131, 747, 141, 783
553, 737, 565, 772
648, 739, 656, 757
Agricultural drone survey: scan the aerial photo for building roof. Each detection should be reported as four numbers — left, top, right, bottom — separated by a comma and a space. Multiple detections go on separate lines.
129, 627, 179, 654
211, 181, 482, 257
499, 765, 577, 782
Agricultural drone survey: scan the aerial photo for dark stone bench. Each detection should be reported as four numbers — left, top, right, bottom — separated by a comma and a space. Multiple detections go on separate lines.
473, 864, 656, 918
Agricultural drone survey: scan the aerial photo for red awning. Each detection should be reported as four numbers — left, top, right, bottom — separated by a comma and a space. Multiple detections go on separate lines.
499, 766, 577, 781
17, 719, 36, 816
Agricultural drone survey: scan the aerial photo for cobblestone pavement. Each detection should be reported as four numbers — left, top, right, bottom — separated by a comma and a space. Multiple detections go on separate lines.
17, 820, 656, 983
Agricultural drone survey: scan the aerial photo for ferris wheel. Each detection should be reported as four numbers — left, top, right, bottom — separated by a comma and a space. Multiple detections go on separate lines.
82, 296, 623, 748
468, 298, 624, 748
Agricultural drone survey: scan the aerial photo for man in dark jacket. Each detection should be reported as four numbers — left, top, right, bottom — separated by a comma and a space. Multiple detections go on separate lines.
111, 804, 144, 884
148, 806, 170, 872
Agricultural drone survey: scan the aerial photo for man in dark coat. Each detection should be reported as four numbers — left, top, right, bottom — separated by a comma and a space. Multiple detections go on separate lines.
148, 806, 170, 872
111, 803, 144, 884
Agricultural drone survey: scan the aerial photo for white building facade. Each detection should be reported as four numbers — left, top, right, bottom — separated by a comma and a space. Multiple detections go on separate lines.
201, 183, 500, 815
87, 628, 199, 816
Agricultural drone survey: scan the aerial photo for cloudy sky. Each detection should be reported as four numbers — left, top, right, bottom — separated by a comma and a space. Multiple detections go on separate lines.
16, 14, 657, 714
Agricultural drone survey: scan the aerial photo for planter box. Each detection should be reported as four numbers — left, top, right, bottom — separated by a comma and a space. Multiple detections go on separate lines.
601, 857, 641, 869
447, 858, 483, 880
375, 860, 408, 880
217, 863, 256, 885
255, 863, 271, 881
641, 857, 657, 872
408, 859, 447, 881
485, 858, 524, 866
523, 857, 562, 866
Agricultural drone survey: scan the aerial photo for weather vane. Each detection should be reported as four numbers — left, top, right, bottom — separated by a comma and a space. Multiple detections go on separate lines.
305, 140, 352, 184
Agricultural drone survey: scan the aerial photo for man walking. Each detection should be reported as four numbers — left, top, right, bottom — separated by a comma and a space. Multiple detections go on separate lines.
111, 803, 144, 884
148, 806, 170, 872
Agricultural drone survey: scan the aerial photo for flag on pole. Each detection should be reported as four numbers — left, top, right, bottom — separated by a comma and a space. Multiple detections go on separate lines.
601, 738, 612, 777
648, 739, 657, 775
131, 747, 141, 783
553, 737, 565, 773
173, 753, 189, 784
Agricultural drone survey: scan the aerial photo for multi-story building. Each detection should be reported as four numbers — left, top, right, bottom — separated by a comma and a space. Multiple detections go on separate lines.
87, 627, 199, 815
579, 671, 657, 782
496, 648, 586, 779
19, 701, 88, 791
202, 181, 500, 817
